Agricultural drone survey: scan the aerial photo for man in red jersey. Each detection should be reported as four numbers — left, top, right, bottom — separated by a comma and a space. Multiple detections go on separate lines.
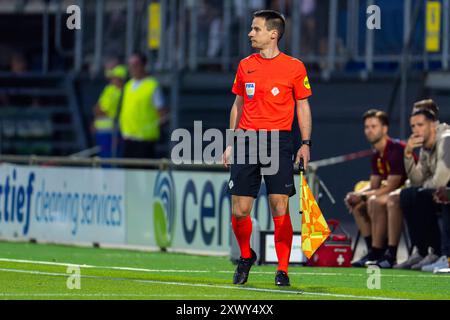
222, 10, 312, 286
345, 110, 412, 269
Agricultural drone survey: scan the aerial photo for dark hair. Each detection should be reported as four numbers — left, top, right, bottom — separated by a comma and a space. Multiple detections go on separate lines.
253, 10, 286, 41
413, 99, 439, 120
131, 52, 147, 66
363, 109, 389, 127
411, 108, 437, 122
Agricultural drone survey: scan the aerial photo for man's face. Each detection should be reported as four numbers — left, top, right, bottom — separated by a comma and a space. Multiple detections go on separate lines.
248, 17, 277, 49
364, 117, 387, 145
410, 114, 434, 142
111, 77, 124, 88
128, 55, 144, 78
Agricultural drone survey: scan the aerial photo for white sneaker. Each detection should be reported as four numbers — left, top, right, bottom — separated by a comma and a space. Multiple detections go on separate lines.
394, 246, 423, 269
434, 268, 450, 274
411, 247, 439, 270
421, 255, 449, 272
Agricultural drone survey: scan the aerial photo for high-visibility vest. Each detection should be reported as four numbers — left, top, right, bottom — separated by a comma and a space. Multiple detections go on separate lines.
119, 77, 160, 141
94, 84, 122, 131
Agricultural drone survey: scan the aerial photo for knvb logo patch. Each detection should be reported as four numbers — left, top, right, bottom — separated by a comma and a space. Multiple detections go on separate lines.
153, 172, 176, 249
271, 87, 280, 96
245, 83, 255, 99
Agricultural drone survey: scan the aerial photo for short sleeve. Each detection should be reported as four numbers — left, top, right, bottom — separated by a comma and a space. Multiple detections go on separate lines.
231, 62, 244, 96
293, 62, 312, 100
387, 145, 406, 176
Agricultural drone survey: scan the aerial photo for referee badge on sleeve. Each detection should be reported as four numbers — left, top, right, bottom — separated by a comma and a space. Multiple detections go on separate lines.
245, 83, 255, 99
303, 76, 311, 90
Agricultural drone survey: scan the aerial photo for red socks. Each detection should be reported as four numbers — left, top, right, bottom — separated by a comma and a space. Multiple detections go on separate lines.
232, 215, 253, 259
273, 214, 293, 273
232, 213, 293, 272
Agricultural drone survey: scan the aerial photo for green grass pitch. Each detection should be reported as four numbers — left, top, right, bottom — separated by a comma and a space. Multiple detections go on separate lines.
0, 241, 449, 300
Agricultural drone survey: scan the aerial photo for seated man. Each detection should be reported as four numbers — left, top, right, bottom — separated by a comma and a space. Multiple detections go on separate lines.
345, 110, 410, 267
396, 102, 450, 270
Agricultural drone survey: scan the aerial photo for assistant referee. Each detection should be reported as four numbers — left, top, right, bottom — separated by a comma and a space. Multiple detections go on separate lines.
222, 10, 313, 286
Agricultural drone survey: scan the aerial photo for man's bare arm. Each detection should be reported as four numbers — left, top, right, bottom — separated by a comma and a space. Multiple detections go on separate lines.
369, 175, 382, 191
295, 99, 312, 167
223, 95, 244, 167
229, 95, 244, 130
364, 175, 403, 198
296, 99, 312, 140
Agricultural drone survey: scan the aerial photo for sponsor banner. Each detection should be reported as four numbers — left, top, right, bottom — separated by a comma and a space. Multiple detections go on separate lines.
0, 164, 305, 254
0, 164, 125, 244
126, 170, 303, 254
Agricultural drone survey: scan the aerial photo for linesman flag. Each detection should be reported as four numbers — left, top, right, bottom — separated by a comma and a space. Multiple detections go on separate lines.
298, 160, 331, 259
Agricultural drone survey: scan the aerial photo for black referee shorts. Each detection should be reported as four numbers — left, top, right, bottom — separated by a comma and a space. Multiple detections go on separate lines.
228, 131, 296, 198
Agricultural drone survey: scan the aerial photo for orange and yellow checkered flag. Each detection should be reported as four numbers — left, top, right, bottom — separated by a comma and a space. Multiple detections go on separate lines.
299, 164, 331, 260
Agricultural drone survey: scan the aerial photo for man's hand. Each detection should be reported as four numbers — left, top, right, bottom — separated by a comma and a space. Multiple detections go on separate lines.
433, 187, 449, 204
222, 145, 232, 168
344, 192, 362, 211
405, 133, 424, 157
295, 145, 310, 170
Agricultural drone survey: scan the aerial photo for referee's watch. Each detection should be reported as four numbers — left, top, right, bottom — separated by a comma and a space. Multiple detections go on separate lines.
301, 140, 312, 147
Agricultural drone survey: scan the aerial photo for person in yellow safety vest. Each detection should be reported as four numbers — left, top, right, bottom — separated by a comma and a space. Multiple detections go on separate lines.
120, 52, 168, 159
93, 64, 127, 158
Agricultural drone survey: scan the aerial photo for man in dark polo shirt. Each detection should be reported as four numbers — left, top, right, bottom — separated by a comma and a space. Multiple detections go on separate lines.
345, 110, 410, 268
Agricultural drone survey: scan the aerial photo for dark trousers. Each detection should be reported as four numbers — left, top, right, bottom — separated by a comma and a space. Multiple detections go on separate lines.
122, 139, 155, 159
399, 187, 442, 257
441, 205, 450, 256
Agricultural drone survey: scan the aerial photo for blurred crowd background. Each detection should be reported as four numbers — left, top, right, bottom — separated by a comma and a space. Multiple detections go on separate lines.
0, 0, 449, 231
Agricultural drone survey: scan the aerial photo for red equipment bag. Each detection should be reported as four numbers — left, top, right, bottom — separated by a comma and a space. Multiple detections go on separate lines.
305, 219, 353, 267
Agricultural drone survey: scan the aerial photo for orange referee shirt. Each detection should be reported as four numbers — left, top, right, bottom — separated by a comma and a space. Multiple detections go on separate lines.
232, 52, 312, 131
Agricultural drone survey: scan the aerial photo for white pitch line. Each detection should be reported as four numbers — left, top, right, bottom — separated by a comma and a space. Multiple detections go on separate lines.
0, 293, 226, 298
0, 258, 208, 273
0, 267, 404, 300
1, 257, 449, 278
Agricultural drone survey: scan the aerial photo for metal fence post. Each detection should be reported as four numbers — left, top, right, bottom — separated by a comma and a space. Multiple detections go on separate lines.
365, 0, 374, 73
93, 0, 104, 76
291, 0, 301, 58
168, 0, 177, 71
241, 0, 250, 57
404, 0, 412, 46
126, 0, 136, 59
443, 0, 449, 70
178, 0, 186, 71
327, 0, 338, 75
278, 0, 286, 52
222, 0, 232, 71
74, 0, 84, 73
42, 0, 49, 73
188, 0, 199, 71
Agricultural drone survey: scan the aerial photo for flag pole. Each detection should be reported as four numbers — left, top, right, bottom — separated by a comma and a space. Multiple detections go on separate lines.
299, 158, 305, 215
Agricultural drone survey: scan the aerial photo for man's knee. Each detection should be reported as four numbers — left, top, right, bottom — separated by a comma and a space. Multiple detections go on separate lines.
367, 195, 388, 218
232, 198, 253, 218
269, 196, 289, 216
271, 203, 288, 216
351, 202, 367, 218
387, 190, 400, 210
